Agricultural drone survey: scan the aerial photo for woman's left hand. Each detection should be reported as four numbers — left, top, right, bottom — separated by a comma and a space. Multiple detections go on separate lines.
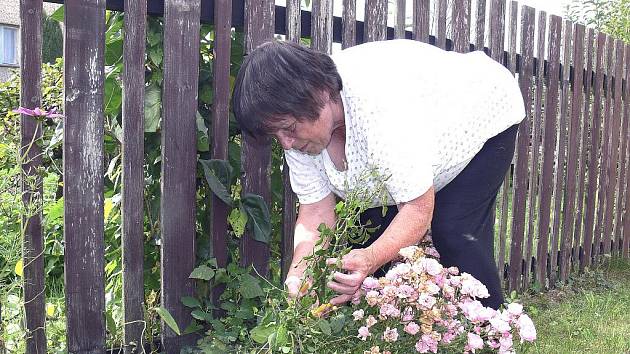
326, 248, 377, 305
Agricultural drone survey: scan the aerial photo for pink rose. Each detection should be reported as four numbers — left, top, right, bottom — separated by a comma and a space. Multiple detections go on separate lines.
466, 332, 484, 352
517, 314, 536, 342
404, 321, 421, 335
358, 326, 371, 340
382, 327, 399, 342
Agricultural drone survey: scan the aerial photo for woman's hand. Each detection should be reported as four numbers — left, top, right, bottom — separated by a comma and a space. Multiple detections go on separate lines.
326, 248, 377, 305
284, 274, 311, 298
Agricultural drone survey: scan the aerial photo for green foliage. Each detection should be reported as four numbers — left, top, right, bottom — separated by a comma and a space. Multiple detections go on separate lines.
42, 11, 63, 64
565, 0, 630, 42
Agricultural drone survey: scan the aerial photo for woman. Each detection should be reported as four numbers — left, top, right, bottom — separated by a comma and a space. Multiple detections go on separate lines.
232, 39, 525, 310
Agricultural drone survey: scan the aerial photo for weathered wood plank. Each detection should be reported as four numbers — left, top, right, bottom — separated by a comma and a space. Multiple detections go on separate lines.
577, 28, 595, 272
64, 1, 107, 352
490, 0, 516, 280
436, 0, 447, 49
594, 36, 615, 260
475, 0, 486, 51
412, 0, 430, 42
282, 0, 300, 281
122, 0, 147, 352
489, 0, 505, 64
525, 10, 546, 288
395, 0, 406, 39
509, 4, 534, 293
614, 43, 629, 255
241, 0, 274, 276
19, 1, 46, 353
550, 20, 571, 284
161, 0, 201, 351
452, 0, 471, 53
342, 0, 357, 48
605, 39, 624, 256
559, 23, 584, 281
583, 32, 607, 268
622, 44, 630, 259
365, 0, 387, 42
312, 0, 333, 52
536, 15, 561, 287
286, 0, 300, 43
211, 0, 233, 306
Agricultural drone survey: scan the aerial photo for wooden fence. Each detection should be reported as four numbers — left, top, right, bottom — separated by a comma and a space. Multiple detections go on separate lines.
16, 0, 629, 352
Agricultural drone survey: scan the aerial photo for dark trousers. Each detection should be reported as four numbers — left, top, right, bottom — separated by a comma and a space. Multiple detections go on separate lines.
356, 124, 519, 309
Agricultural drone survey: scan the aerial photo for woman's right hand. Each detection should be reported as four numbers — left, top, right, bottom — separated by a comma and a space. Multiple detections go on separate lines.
284, 274, 311, 298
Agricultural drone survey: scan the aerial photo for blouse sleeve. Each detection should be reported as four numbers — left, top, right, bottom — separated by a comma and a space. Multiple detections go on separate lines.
284, 149, 332, 204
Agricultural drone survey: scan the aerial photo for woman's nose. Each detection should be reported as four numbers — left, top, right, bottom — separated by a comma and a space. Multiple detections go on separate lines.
277, 132, 295, 150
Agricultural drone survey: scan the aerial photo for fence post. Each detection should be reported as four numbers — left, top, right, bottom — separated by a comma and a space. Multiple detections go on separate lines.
20, 1, 46, 352
64, 1, 107, 351
121, 0, 147, 351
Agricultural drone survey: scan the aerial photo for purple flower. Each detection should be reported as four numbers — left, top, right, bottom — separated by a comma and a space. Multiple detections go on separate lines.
13, 106, 63, 119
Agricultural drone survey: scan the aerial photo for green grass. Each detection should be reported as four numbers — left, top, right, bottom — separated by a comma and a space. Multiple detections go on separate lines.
521, 257, 630, 353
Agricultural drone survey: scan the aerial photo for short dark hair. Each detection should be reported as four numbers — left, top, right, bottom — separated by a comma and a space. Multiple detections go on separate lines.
232, 40, 343, 138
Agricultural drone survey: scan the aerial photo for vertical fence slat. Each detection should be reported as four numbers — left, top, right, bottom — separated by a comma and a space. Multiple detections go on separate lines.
622, 43, 630, 259
560, 23, 583, 281
577, 28, 595, 272
286, 0, 301, 43
436, 0, 447, 49
475, 0, 486, 51
365, 0, 388, 42
342, 0, 357, 48
282, 0, 300, 281
489, 0, 506, 64
584, 32, 607, 268
64, 1, 107, 352
122, 0, 147, 351
412, 0, 430, 42
550, 20, 571, 284
607, 39, 625, 256
241, 0, 274, 275
613, 42, 629, 255
509, 4, 534, 293
161, 0, 201, 351
452, 0, 471, 53
211, 0, 233, 303
536, 15, 561, 287
395, 0, 406, 39
20, 1, 46, 352
525, 10, 546, 288
312, 0, 333, 52
595, 37, 615, 259
489, 0, 508, 281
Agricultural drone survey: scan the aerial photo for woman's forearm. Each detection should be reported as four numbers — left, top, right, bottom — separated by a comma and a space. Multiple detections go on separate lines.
365, 187, 434, 273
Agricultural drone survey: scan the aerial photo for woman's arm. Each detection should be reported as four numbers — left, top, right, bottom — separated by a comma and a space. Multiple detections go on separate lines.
285, 192, 337, 295
326, 186, 435, 304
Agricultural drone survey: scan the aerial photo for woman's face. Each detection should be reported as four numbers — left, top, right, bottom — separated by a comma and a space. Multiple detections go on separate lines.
271, 96, 343, 155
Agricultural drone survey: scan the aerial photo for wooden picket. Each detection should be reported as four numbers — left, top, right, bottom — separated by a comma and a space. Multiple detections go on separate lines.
121, 0, 147, 351
63, 1, 107, 352
19, 1, 46, 353
15, 0, 630, 349
577, 28, 595, 273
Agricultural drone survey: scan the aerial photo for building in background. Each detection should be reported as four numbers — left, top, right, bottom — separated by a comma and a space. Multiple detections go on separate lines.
0, 0, 61, 82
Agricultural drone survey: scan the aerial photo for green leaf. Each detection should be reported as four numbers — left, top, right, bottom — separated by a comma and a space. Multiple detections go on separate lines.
105, 38, 123, 65
241, 194, 271, 244
181, 296, 201, 308
199, 84, 214, 104
239, 273, 264, 299
274, 324, 288, 347
228, 207, 247, 237
318, 319, 332, 336
148, 45, 163, 66
106, 309, 117, 334
144, 84, 161, 132
330, 313, 346, 334
196, 111, 209, 152
104, 76, 122, 116
155, 307, 181, 335
45, 197, 64, 222
49, 6, 64, 23
190, 265, 215, 281
250, 323, 277, 344
191, 309, 213, 322
199, 159, 234, 206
